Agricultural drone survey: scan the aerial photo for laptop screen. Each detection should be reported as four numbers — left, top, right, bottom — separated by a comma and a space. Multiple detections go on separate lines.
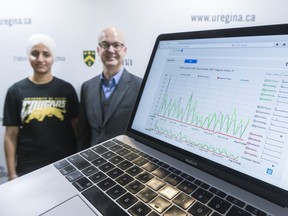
128, 24, 288, 206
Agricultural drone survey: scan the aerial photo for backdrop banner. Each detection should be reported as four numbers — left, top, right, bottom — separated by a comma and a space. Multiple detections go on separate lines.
1, 0, 287, 183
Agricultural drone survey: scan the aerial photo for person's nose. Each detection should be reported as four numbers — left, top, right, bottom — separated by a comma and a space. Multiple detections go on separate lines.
36, 54, 45, 61
108, 45, 115, 53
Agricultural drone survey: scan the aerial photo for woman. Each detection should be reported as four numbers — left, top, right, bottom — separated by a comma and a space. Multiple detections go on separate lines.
3, 34, 79, 180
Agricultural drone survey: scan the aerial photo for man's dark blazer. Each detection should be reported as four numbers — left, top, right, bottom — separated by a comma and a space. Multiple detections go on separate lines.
77, 69, 142, 150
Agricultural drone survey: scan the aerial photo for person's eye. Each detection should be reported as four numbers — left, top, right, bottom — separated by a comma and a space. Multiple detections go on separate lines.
43, 52, 51, 58
31, 51, 39, 57
101, 43, 109, 48
113, 44, 121, 49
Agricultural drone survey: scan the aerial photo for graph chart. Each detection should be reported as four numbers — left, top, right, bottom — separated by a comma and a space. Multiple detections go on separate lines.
152, 120, 240, 160
145, 69, 257, 163
143, 65, 288, 182
155, 76, 250, 139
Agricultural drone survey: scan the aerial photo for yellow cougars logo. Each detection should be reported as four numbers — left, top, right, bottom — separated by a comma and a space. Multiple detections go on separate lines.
25, 107, 66, 123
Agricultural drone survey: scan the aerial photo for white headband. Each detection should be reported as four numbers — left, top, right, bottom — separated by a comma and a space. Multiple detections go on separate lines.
26, 34, 56, 59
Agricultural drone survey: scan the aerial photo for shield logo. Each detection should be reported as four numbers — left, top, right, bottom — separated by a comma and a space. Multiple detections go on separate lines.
83, 51, 95, 67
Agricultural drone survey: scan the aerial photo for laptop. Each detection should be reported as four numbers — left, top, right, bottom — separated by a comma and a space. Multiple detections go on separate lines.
1, 24, 288, 216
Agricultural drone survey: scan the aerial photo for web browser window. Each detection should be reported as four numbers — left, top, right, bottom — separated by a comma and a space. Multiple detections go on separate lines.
132, 35, 288, 191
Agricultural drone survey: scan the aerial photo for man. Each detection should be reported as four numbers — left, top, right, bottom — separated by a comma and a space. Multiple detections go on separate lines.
78, 27, 142, 150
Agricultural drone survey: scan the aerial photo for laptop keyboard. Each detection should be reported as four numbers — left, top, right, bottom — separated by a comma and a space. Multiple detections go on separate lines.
54, 138, 268, 216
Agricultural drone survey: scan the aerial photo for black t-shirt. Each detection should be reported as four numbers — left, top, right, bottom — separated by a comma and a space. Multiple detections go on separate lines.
3, 77, 79, 174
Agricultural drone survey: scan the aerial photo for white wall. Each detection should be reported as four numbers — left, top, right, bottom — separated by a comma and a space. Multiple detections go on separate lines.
0, 0, 287, 183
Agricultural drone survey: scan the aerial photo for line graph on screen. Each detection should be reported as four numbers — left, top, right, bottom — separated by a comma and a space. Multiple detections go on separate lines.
149, 74, 250, 140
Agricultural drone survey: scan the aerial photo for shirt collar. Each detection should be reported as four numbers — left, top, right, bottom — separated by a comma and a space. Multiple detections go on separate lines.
100, 67, 124, 86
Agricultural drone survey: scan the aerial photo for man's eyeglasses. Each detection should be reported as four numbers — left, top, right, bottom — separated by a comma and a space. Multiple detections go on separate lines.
99, 42, 125, 51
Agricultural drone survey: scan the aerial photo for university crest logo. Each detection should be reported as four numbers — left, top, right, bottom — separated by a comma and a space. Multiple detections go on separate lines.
83, 51, 95, 67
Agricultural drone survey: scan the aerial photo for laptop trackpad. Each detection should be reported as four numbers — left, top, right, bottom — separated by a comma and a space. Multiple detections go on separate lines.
40, 195, 97, 216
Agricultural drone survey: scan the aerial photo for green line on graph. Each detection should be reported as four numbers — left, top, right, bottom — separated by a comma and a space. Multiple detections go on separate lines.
157, 77, 250, 138
153, 121, 239, 160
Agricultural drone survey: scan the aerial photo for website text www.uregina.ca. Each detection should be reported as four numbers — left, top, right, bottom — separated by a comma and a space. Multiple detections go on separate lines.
191, 14, 256, 24
0, 17, 32, 27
